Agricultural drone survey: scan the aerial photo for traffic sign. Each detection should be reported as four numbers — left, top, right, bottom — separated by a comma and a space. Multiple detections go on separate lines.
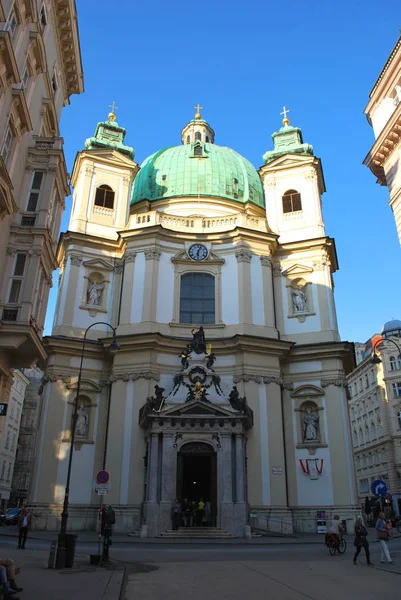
96, 489, 108, 496
96, 470, 110, 485
371, 479, 387, 497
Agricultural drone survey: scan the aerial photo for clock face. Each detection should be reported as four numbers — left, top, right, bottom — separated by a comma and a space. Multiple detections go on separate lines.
188, 244, 208, 261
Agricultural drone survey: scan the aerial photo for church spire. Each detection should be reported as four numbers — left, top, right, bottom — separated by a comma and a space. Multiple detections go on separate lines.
181, 106, 215, 145
263, 110, 313, 165
84, 105, 135, 159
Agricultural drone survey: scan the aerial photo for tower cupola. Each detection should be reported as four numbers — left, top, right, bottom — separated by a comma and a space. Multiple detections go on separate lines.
181, 105, 215, 145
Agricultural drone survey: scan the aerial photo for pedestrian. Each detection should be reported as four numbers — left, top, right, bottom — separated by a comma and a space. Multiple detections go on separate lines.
376, 511, 394, 564
17, 507, 32, 549
197, 498, 205, 526
0, 558, 23, 594
190, 501, 197, 527
0, 565, 20, 598
353, 516, 372, 565
182, 498, 190, 527
171, 498, 181, 531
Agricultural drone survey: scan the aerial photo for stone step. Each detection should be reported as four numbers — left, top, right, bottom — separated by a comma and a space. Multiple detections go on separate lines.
160, 527, 235, 539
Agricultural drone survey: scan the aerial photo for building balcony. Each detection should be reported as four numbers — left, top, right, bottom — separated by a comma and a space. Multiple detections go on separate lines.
0, 310, 46, 369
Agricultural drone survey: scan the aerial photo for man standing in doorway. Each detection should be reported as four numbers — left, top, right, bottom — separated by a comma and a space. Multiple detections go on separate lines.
17, 508, 32, 549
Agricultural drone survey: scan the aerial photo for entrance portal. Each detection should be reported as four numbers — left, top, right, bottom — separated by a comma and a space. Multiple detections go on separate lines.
177, 442, 217, 526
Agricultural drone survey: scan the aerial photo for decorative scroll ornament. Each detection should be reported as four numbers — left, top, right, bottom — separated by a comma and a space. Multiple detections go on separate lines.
321, 379, 347, 388
235, 248, 252, 263
272, 265, 282, 277
109, 371, 160, 383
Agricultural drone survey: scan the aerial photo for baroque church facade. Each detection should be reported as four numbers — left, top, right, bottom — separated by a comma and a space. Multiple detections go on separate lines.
30, 107, 357, 535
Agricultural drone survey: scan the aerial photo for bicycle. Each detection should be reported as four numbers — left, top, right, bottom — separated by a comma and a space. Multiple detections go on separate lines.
326, 534, 347, 556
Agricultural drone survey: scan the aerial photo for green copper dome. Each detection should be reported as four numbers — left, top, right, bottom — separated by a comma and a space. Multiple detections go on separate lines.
131, 142, 265, 208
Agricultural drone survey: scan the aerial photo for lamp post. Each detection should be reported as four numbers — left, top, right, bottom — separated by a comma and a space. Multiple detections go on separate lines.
55, 322, 119, 568
370, 337, 401, 365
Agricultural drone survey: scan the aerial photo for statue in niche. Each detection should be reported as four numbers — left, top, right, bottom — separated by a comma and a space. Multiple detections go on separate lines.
75, 404, 89, 437
292, 287, 307, 313
87, 280, 105, 306
303, 407, 319, 441
190, 326, 206, 354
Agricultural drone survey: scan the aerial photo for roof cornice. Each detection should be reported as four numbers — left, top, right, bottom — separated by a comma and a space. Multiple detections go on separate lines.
50, 0, 84, 99
363, 101, 401, 184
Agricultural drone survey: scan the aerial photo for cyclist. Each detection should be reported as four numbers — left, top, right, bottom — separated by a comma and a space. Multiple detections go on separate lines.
328, 515, 343, 551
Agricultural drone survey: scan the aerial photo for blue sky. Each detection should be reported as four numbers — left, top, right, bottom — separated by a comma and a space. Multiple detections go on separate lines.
45, 0, 401, 343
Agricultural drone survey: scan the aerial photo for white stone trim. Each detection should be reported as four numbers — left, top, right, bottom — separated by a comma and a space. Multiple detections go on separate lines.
120, 380, 134, 504
259, 384, 270, 505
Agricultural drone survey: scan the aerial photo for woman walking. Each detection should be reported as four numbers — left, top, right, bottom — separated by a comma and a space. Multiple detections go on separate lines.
353, 516, 372, 565
376, 511, 394, 564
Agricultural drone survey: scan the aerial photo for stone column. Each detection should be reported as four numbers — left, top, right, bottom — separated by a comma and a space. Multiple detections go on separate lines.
62, 254, 83, 326
118, 252, 136, 326
233, 433, 247, 536
220, 433, 234, 533
260, 255, 275, 330
145, 432, 160, 537
235, 248, 252, 325
142, 248, 161, 323
159, 433, 176, 534
264, 379, 287, 506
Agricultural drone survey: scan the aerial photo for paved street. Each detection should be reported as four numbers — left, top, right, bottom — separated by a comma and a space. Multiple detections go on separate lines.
1, 533, 401, 599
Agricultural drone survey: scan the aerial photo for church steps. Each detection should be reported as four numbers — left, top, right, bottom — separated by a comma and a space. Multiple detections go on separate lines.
160, 527, 235, 539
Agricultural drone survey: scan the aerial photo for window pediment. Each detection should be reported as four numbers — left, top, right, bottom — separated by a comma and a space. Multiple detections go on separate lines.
28, 31, 46, 75
11, 88, 32, 137
171, 249, 224, 265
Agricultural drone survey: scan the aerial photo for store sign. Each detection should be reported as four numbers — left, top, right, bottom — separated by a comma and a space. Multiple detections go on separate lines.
272, 467, 283, 475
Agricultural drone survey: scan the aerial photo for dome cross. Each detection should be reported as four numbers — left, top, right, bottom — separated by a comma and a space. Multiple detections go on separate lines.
194, 104, 203, 120
280, 106, 290, 126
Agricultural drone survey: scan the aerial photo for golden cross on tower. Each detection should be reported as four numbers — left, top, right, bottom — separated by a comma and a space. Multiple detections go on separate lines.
108, 101, 118, 122
280, 106, 290, 126
194, 104, 203, 120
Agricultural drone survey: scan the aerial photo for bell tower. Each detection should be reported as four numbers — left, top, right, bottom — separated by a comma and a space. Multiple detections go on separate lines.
259, 110, 326, 244
69, 106, 138, 240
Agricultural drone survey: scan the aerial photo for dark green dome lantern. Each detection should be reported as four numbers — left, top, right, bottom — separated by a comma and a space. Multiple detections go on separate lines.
131, 110, 265, 209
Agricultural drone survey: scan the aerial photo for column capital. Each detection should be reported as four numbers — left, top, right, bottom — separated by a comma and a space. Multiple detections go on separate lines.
144, 247, 162, 261
260, 255, 271, 267
235, 248, 252, 263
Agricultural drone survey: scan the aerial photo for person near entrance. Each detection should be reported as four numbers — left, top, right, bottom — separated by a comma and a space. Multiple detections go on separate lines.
172, 499, 181, 531
197, 498, 205, 526
182, 498, 191, 527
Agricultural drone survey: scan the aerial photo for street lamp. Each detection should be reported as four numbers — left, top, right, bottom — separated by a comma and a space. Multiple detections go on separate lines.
56, 322, 119, 568
370, 337, 401, 365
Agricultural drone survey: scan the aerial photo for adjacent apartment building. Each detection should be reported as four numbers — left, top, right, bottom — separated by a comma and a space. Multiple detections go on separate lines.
363, 34, 401, 244
347, 320, 401, 517
0, 369, 28, 508
0, 2, 83, 413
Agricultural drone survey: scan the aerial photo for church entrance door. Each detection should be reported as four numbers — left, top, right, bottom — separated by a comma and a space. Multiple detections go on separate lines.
177, 442, 217, 527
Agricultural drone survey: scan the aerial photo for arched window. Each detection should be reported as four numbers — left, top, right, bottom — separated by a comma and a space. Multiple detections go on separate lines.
195, 131, 201, 141
194, 145, 203, 156
186, 135, 190, 144
180, 272, 215, 324
94, 185, 114, 209
390, 356, 396, 370
282, 189, 302, 213
205, 136, 209, 142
